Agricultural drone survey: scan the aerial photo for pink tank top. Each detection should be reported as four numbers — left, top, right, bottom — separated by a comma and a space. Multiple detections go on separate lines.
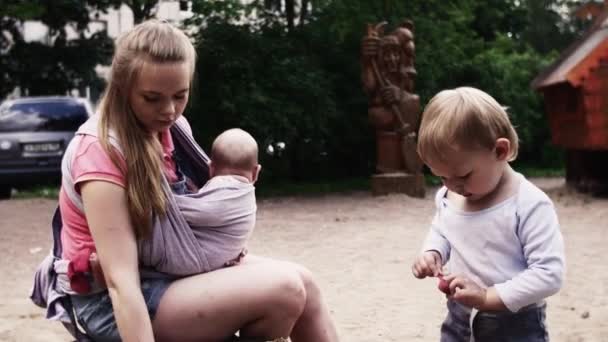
59, 129, 178, 261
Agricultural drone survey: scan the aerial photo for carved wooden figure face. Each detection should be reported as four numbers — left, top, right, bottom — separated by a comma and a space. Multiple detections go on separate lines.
379, 36, 401, 74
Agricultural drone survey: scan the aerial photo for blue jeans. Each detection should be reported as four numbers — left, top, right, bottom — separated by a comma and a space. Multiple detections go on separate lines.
441, 300, 549, 342
71, 277, 172, 341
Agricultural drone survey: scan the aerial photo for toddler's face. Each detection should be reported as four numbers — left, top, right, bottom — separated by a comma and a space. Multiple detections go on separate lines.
426, 147, 506, 203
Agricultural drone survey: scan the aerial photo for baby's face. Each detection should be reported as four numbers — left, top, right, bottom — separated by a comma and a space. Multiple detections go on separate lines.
426, 147, 506, 202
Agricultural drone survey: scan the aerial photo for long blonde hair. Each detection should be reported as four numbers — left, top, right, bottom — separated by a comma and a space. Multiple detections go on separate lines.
98, 20, 196, 239
417, 87, 519, 163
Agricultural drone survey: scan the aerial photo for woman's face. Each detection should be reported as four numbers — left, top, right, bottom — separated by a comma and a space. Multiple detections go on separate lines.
129, 61, 191, 133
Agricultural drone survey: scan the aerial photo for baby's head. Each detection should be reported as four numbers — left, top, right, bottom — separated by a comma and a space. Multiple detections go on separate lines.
417, 87, 519, 200
210, 128, 261, 183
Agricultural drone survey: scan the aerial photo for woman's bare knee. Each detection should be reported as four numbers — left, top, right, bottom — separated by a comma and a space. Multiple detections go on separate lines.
286, 262, 322, 305
237, 267, 307, 339
277, 262, 339, 342
269, 268, 307, 318
152, 261, 310, 341
242, 256, 310, 316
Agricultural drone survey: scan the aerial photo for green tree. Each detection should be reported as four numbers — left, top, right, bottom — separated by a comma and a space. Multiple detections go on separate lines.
109, 0, 158, 23
0, 1, 44, 97
189, 18, 343, 180
0, 0, 115, 99
258, 0, 317, 29
184, 0, 587, 182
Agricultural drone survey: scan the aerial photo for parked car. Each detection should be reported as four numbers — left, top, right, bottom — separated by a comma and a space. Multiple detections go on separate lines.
0, 96, 93, 199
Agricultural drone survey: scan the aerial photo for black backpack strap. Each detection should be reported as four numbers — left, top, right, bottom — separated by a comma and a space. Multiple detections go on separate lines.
170, 119, 210, 188
52, 206, 63, 258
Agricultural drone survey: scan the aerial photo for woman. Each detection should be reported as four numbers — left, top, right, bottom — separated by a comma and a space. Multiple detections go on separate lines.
53, 19, 339, 342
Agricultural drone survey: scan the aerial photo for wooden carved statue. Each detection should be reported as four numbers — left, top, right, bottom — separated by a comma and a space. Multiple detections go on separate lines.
361, 20, 423, 175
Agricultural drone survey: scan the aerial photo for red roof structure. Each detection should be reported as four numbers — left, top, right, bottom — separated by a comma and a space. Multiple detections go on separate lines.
532, 3, 608, 194
532, 9, 608, 150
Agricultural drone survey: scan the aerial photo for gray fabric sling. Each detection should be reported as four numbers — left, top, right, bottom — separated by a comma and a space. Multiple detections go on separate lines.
70, 114, 213, 275
30, 114, 220, 322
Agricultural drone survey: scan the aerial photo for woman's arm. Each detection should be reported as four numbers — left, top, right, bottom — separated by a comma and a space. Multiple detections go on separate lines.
81, 180, 155, 342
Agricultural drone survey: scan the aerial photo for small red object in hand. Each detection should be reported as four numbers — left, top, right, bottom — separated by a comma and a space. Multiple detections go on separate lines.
437, 275, 450, 295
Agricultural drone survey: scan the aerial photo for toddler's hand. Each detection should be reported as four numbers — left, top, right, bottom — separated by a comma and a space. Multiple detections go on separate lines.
411, 250, 442, 279
437, 275, 450, 294
443, 274, 487, 309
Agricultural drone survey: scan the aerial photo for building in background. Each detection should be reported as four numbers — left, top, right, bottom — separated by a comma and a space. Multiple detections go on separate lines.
23, 1, 190, 41
11, 1, 192, 102
532, 0, 608, 194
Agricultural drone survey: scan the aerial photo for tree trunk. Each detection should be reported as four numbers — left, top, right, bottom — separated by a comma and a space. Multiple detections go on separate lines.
264, 0, 281, 11
129, 0, 157, 24
299, 0, 309, 26
285, 0, 295, 30
566, 149, 608, 195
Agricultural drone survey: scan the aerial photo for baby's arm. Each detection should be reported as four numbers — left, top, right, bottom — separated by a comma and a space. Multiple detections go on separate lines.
493, 197, 565, 312
412, 250, 442, 278
412, 209, 451, 278
422, 210, 451, 265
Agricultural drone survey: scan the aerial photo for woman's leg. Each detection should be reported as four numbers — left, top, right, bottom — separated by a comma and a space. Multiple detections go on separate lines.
242, 255, 339, 342
152, 260, 307, 342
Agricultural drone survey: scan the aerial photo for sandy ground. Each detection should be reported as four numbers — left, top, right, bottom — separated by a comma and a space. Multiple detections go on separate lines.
1, 177, 607, 342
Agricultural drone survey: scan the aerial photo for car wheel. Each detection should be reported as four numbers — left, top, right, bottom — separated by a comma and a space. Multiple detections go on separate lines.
0, 186, 11, 199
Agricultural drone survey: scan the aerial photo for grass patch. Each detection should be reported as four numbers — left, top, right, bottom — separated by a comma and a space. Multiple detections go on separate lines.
424, 174, 442, 186
12, 185, 60, 199
516, 165, 565, 178
257, 177, 370, 197
11, 179, 374, 200
258, 174, 445, 197
6, 166, 564, 200
423, 166, 565, 188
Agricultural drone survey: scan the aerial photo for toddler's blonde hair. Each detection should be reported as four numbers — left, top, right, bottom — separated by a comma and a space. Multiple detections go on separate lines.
417, 87, 519, 162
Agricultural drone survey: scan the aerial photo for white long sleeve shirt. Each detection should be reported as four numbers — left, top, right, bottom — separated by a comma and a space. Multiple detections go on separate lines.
422, 174, 565, 312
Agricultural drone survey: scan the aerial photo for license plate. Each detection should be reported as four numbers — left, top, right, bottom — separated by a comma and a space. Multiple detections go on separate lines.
22, 142, 61, 153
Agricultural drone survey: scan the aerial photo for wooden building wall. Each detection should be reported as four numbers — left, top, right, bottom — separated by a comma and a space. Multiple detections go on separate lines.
542, 84, 586, 149
581, 59, 608, 149
542, 61, 608, 150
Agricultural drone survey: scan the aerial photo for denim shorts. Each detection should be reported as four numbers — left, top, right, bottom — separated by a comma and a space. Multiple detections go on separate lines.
71, 278, 172, 342
441, 300, 548, 342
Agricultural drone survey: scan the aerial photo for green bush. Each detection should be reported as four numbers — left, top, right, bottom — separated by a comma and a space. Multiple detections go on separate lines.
184, 0, 577, 185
